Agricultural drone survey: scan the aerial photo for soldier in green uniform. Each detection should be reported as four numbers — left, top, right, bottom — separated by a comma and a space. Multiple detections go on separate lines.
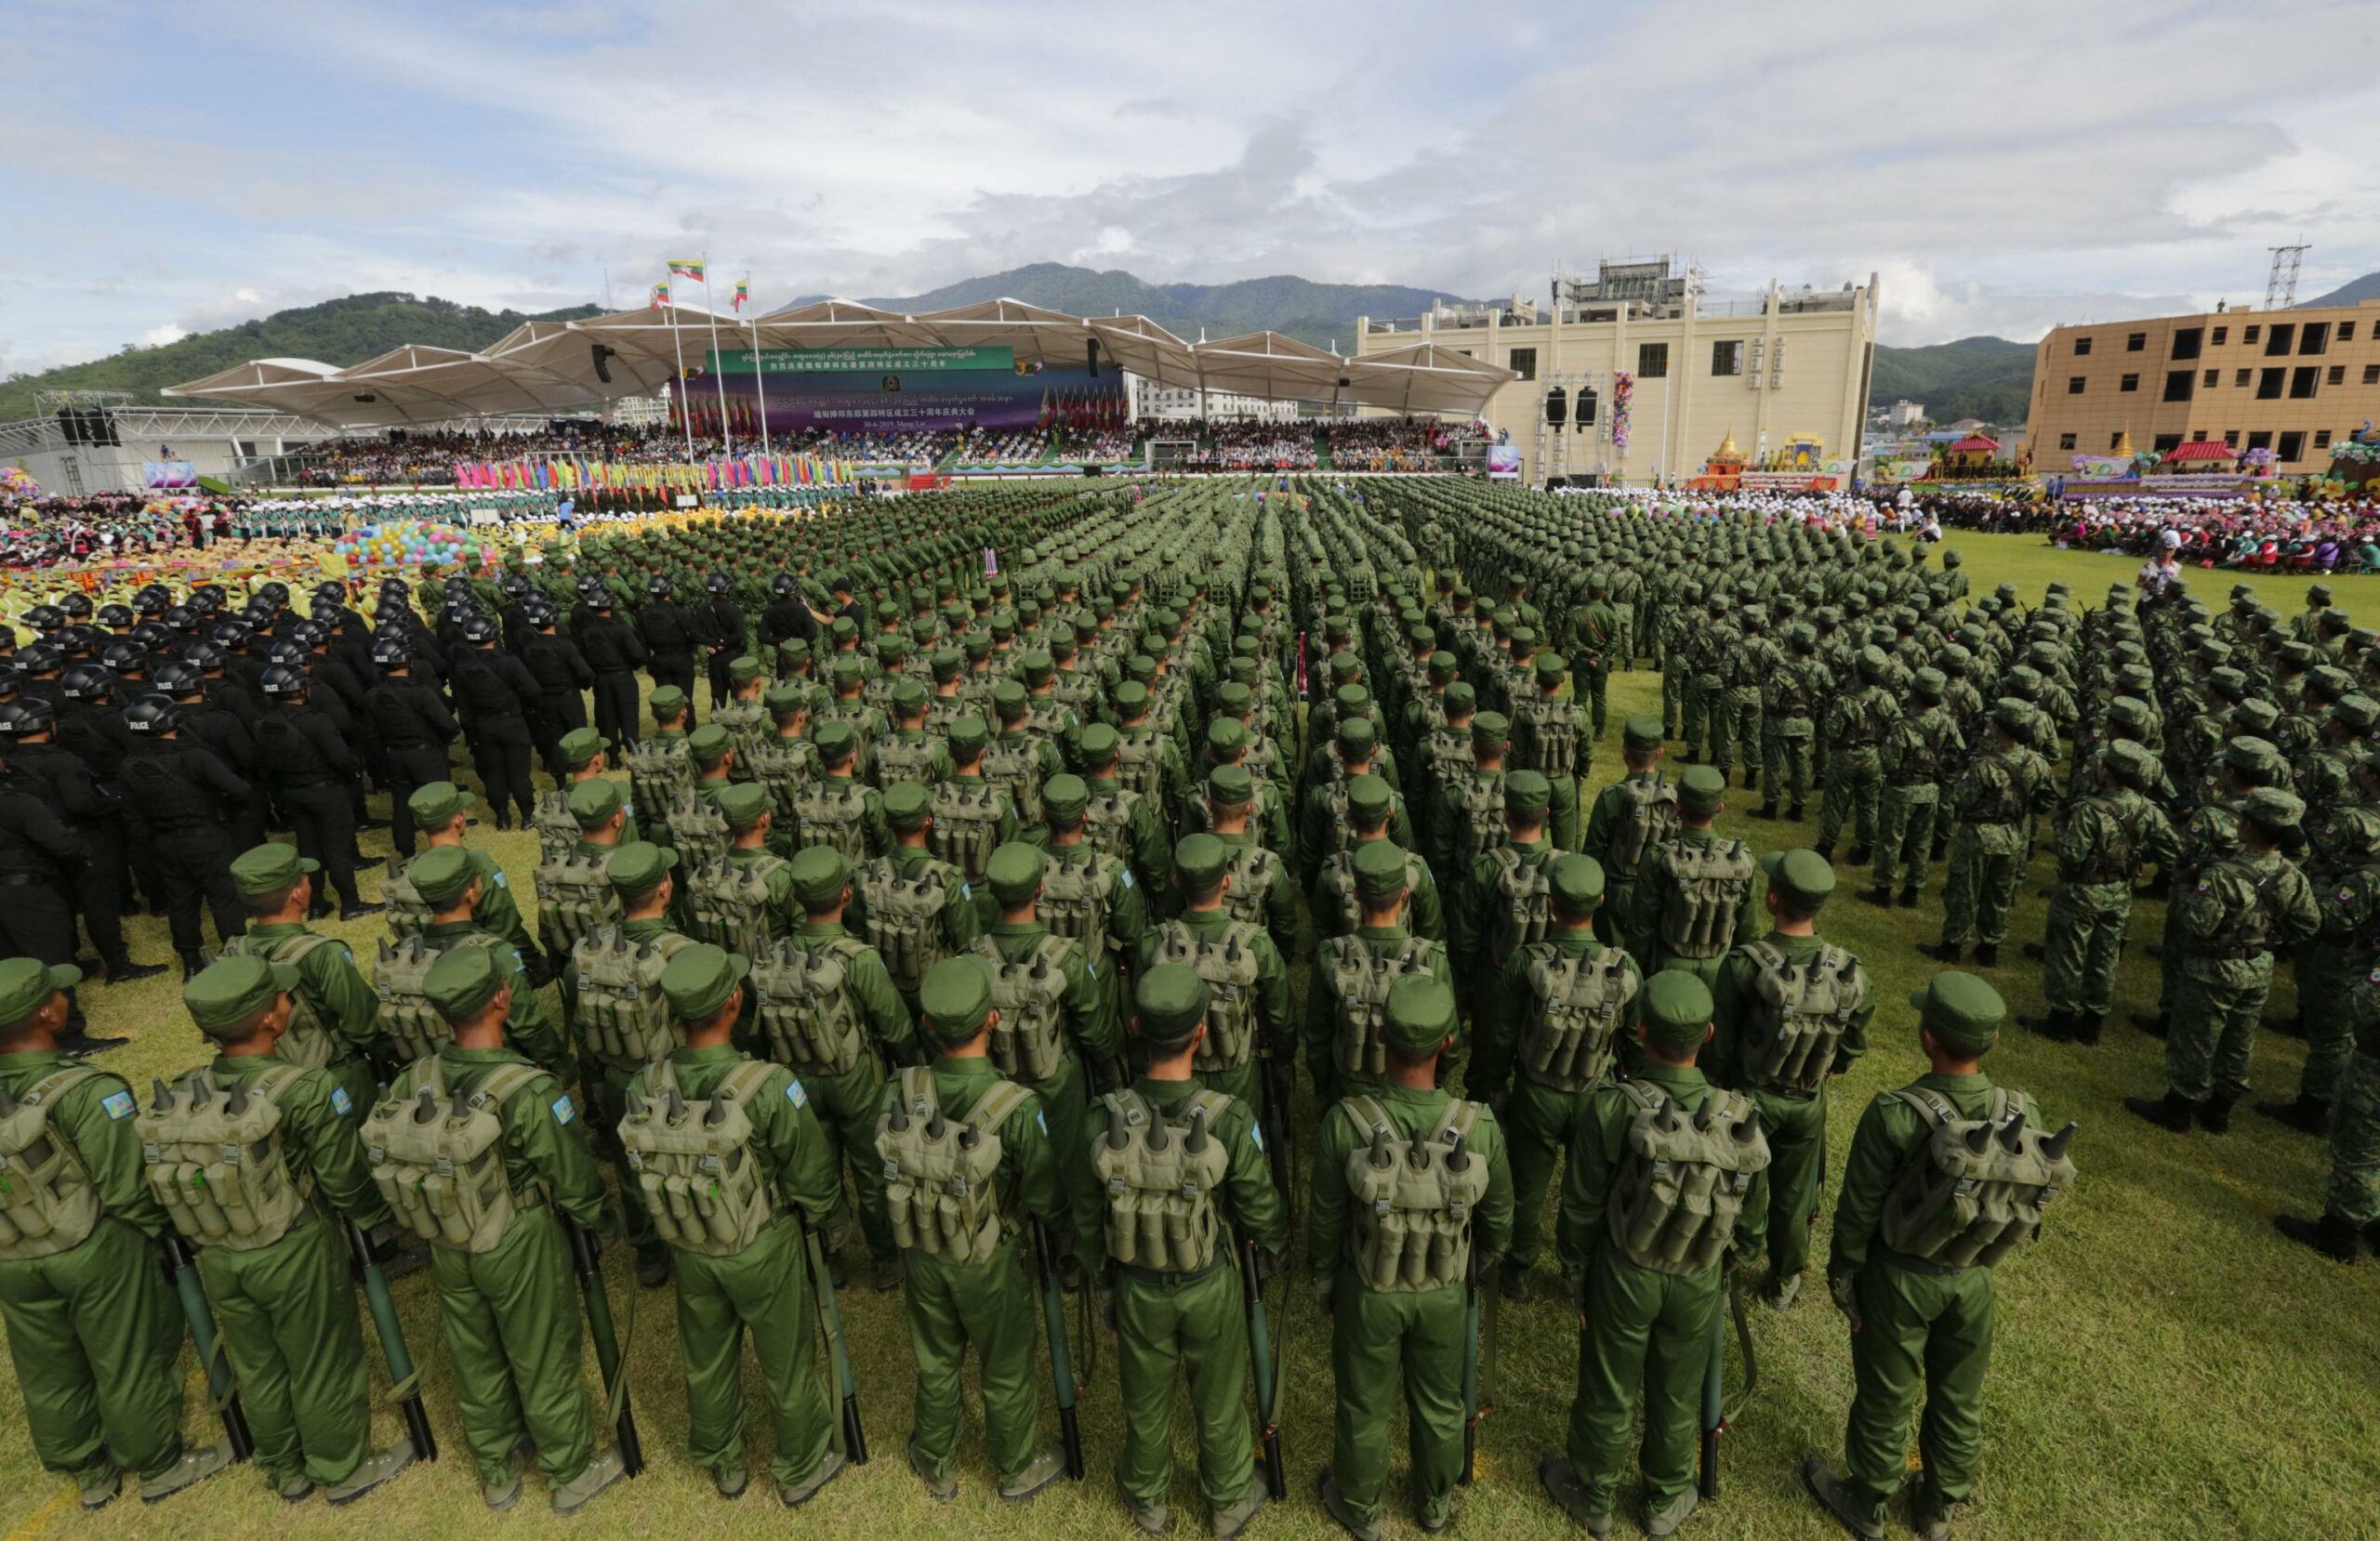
1025, 773, 1150, 1013
369, 943, 626, 1515
1816, 647, 1897, 865
1512, 652, 1592, 851
2017, 744, 2178, 1047
1709, 850, 1871, 1309
793, 721, 891, 862
2275, 967, 2380, 1258
1308, 974, 1513, 1541
629, 943, 850, 1504
162, 956, 415, 1503
1570, 582, 1620, 738
1311, 773, 1446, 943
1074, 964, 1288, 1539
395, 782, 548, 983
1539, 970, 1770, 1540
1451, 770, 1562, 1028
1142, 833, 1295, 1124
1077, 722, 1176, 903
1920, 701, 2056, 970
2258, 805, 2380, 1131
858, 782, 985, 1013
1473, 853, 1641, 1301
1584, 718, 1681, 949
1622, 764, 1759, 987
878, 955, 1068, 1503
1865, 668, 1963, 908
1756, 625, 1823, 822
2125, 786, 2320, 1134
1805, 973, 2074, 1541
1432, 711, 1512, 877
0, 958, 234, 1508
219, 842, 386, 1119
1306, 840, 1457, 1109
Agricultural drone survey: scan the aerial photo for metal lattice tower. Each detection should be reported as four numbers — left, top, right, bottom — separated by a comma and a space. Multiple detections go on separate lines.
2267, 244, 2309, 310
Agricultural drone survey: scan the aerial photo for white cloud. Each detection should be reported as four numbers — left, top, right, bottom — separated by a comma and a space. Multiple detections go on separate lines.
140, 324, 189, 347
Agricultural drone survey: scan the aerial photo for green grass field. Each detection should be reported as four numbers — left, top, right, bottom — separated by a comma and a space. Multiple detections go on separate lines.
4, 530, 2377, 1539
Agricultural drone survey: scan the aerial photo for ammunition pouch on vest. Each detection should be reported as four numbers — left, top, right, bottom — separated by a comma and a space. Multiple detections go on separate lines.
572, 927, 698, 1067
1092, 1088, 1231, 1273
218, 933, 342, 1071
532, 789, 583, 866
1518, 945, 1636, 1092
1740, 940, 1865, 1095
876, 1068, 1032, 1266
683, 854, 787, 960
747, 739, 819, 825
976, 933, 1075, 1083
533, 850, 625, 960
668, 791, 731, 868
1654, 838, 1753, 960
623, 740, 694, 824
139, 1065, 312, 1251
364, 1059, 544, 1255
929, 781, 1004, 881
620, 1059, 780, 1258
795, 780, 871, 863
1041, 852, 1117, 958
750, 935, 872, 1078
1879, 1087, 2074, 1269
373, 932, 505, 1063
1325, 936, 1439, 1082
1605, 774, 1680, 882
0, 1068, 104, 1260
1491, 846, 1555, 958
861, 856, 959, 995
1605, 1082, 1770, 1277
1342, 1096, 1488, 1293
1157, 919, 1263, 1072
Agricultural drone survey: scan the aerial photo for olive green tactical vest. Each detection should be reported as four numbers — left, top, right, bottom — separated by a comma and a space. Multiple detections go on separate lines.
364, 1058, 544, 1254
1880, 1087, 2074, 1269
668, 790, 731, 868
928, 780, 1004, 881
750, 934, 872, 1077
1082, 787, 1143, 865
217, 932, 342, 1071
1654, 838, 1754, 959
623, 738, 695, 823
1092, 1088, 1231, 1273
1514, 695, 1581, 779
1489, 846, 1555, 960
684, 854, 787, 960
1156, 918, 1263, 1072
747, 738, 820, 825
710, 702, 772, 769
573, 927, 699, 1067
139, 1065, 311, 1251
860, 855, 959, 994
983, 739, 1044, 825
1604, 774, 1680, 882
876, 1068, 1034, 1266
975, 932, 1074, 1083
1452, 772, 1505, 869
1606, 1082, 1770, 1277
1323, 936, 1440, 1082
1342, 1096, 1488, 1293
1518, 944, 1637, 1093
378, 868, 434, 941
1040, 852, 1117, 958
0, 1068, 104, 1260
1740, 940, 1865, 1094
875, 731, 942, 791
373, 932, 506, 1063
532, 788, 583, 866
795, 779, 871, 863
1218, 843, 1283, 933
620, 1059, 779, 1258
533, 850, 624, 960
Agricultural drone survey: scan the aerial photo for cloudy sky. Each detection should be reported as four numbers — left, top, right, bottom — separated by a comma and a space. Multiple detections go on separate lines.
7, 0, 2378, 375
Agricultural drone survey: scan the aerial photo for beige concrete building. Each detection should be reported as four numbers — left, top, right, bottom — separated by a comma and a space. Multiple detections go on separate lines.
1354, 257, 1881, 487
2023, 298, 2380, 473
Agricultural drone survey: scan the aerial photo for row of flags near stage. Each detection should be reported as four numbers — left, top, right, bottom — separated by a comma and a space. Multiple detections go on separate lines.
449, 454, 854, 492
651, 260, 748, 311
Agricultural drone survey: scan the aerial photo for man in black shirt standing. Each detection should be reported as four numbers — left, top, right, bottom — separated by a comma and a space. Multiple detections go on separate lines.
254, 664, 383, 921
579, 593, 645, 750
638, 574, 699, 705
363, 641, 459, 861
118, 695, 251, 977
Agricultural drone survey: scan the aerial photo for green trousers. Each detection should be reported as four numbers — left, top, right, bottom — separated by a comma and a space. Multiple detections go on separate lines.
1019, 1057, 1093, 1245
1938, 831, 2022, 947
904, 1234, 1043, 1485
1662, 669, 1686, 739
430, 1207, 596, 1489
805, 1059, 896, 1263
1818, 755, 1881, 850
2325, 1050, 2380, 1225
1549, 773, 1583, 854
1872, 787, 1938, 895
584, 1059, 660, 1258
2041, 881, 2131, 1017
673, 1218, 831, 1488
1564, 1246, 1719, 1518
0, 1216, 187, 1485
1327, 1271, 1467, 1530
1593, 877, 1637, 950
1113, 1264, 1254, 1513
2165, 956, 2275, 1104
1690, 679, 1726, 760
1842, 1258, 1995, 1522
1764, 728, 1814, 810
1577, 670, 1608, 738
198, 1218, 371, 1488
1740, 1088, 1826, 1283
2295, 945, 2359, 1103
1717, 689, 1763, 775
1502, 1079, 1595, 1276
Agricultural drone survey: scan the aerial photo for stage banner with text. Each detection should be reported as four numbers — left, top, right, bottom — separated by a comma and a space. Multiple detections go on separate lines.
701, 349, 1127, 434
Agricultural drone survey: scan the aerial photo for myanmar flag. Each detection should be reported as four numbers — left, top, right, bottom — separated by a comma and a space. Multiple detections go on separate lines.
648, 282, 668, 310
668, 259, 706, 282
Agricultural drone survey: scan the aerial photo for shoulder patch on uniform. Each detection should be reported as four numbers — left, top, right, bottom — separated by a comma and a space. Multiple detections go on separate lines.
551, 1094, 575, 1126
330, 1086, 353, 1116
959, 881, 972, 901
1250, 1120, 1264, 1152
1036, 1108, 1049, 1134
1119, 869, 1133, 889
492, 870, 509, 888
100, 1089, 135, 1121
341, 946, 356, 965
785, 1077, 810, 1108
1084, 954, 1097, 977
2196, 879, 2212, 894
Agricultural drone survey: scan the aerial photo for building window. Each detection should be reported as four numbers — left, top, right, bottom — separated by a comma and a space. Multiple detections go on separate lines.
1635, 342, 1669, 378
2266, 323, 2296, 356
2247, 429, 2272, 451
2172, 326, 2202, 360
2152, 433, 2183, 454
2257, 367, 2285, 399
2068, 376, 2086, 394
2279, 430, 2306, 463
2316, 428, 2334, 450
2109, 432, 2125, 452
2212, 325, 2228, 345
2057, 432, 2077, 450
2235, 368, 2252, 386
2163, 370, 2193, 402
2340, 322, 2357, 342
2301, 321, 2330, 354
2243, 324, 2261, 344
2366, 363, 2380, 386
2120, 373, 2140, 392
2224, 429, 2240, 447
1507, 347, 1537, 381
2191, 429, 2208, 441
2073, 336, 2093, 356
2328, 364, 2346, 386
2291, 366, 2319, 399
2202, 368, 2218, 388
2126, 332, 2147, 351
1710, 339, 1744, 376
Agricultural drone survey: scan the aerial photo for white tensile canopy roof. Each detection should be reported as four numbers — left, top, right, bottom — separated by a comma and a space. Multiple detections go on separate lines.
165, 299, 1513, 428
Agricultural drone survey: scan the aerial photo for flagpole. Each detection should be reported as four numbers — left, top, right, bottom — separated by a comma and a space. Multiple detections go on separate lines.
700, 252, 733, 457
747, 297, 772, 458
666, 274, 694, 464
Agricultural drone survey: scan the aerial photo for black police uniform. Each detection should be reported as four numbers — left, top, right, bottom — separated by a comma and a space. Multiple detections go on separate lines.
364, 670, 460, 859
119, 731, 250, 959
0, 786, 86, 968
2, 739, 138, 977
637, 590, 699, 702
522, 628, 594, 773
256, 691, 369, 911
698, 589, 748, 709
450, 642, 542, 828
579, 609, 646, 749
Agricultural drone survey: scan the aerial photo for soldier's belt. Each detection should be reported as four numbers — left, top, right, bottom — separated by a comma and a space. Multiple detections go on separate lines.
1117, 1258, 1225, 1287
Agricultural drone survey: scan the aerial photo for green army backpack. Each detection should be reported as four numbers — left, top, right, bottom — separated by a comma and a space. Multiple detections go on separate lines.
1653, 838, 1754, 959
1040, 852, 1118, 958
1022, 700, 1072, 749
372, 932, 506, 1063
1324, 935, 1439, 1082
1092, 1088, 1232, 1273
1514, 694, 1582, 779
1342, 1096, 1489, 1293
928, 780, 1005, 881
532, 787, 585, 866
683, 854, 787, 960
750, 933, 872, 1077
0, 1068, 105, 1260
377, 866, 434, 941
1489, 845, 1556, 959
746, 737, 820, 825
1082, 786, 1143, 864
619, 1059, 780, 1258
875, 1067, 1035, 1267
975, 932, 1074, 1083
1879, 1088, 2075, 1269
216, 932, 343, 1071
874, 731, 943, 791
859, 855, 959, 995
983, 739, 1045, 825
138, 1066, 311, 1251
794, 779, 871, 863
1740, 940, 1866, 1094
1452, 772, 1505, 869
533, 849, 624, 960
573, 927, 699, 1067
1603, 774, 1680, 882
710, 701, 772, 768
1517, 944, 1637, 1093
1114, 729, 1169, 806
1316, 845, 1423, 936
1219, 843, 1284, 933
623, 737, 695, 822
363, 1057, 545, 1254
668, 791, 731, 868
1155, 918, 1263, 1072
1606, 1082, 1770, 1276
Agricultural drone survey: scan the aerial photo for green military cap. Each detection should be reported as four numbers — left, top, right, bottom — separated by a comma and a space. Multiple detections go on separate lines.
1428, 651, 1458, 679
0, 957, 78, 1027
649, 684, 688, 713
1911, 666, 1946, 701
422, 940, 508, 1023
1077, 722, 1120, 768
1335, 715, 1377, 755
2205, 666, 2248, 699
2233, 699, 2281, 735
1471, 711, 1510, 747
889, 679, 927, 711
962, 634, 993, 661
985, 842, 1046, 905
2310, 583, 2335, 603
945, 715, 989, 756
1678, 763, 1726, 816
812, 721, 857, 761
230, 841, 318, 895
1445, 682, 1477, 713
765, 684, 808, 719
1134, 963, 1210, 1039
1217, 681, 1254, 713
1857, 645, 1890, 678
1548, 853, 1606, 917
1761, 849, 1836, 909
1353, 837, 1411, 900
716, 782, 773, 830
2105, 740, 2160, 790
1382, 975, 1458, 1056
1113, 680, 1149, 712
883, 782, 932, 832
1504, 770, 1552, 815
1622, 716, 1664, 752
830, 657, 866, 686
1043, 773, 1090, 823
875, 637, 911, 664
1346, 772, 1395, 823
1909, 971, 2003, 1055
727, 655, 764, 684
1990, 698, 2035, 740
559, 727, 612, 770
604, 840, 677, 896
2308, 665, 2357, 698
1534, 651, 1567, 682
688, 724, 733, 766
183, 954, 299, 1036
1208, 762, 1254, 807
790, 846, 852, 908
2241, 785, 2306, 830
568, 777, 624, 828
1206, 718, 1248, 757
405, 845, 477, 905
1641, 970, 1714, 1054
2223, 735, 2281, 773
932, 647, 964, 680
1174, 833, 1230, 890
407, 781, 474, 826
1018, 651, 1055, 684
992, 680, 1028, 719
2338, 694, 2380, 731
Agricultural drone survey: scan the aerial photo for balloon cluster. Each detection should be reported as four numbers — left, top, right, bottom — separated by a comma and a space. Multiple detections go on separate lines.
333, 520, 484, 569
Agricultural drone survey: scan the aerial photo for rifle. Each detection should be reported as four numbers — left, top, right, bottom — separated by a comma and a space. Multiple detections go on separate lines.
1028, 1218, 1084, 1481
1237, 1234, 1287, 1499
1459, 1237, 1483, 1485
563, 1217, 642, 1477
160, 1232, 253, 1461
1697, 1270, 1760, 1499
800, 1213, 867, 1464
344, 1219, 437, 1462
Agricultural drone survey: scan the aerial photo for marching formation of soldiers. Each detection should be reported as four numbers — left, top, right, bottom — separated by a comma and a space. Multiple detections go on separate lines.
4, 470, 2359, 1539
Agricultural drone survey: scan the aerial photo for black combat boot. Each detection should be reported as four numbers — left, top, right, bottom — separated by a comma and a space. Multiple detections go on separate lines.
2123, 1090, 2198, 1132
2021, 941, 2046, 961
1755, 801, 1778, 820
1845, 844, 1872, 865
1856, 886, 1893, 906
1814, 841, 1836, 863
2254, 1095, 2332, 1134
2198, 1096, 2236, 1134
1915, 941, 1962, 963
2272, 1211, 2365, 1263
1973, 942, 1999, 968
2130, 1009, 2170, 1039
104, 957, 166, 985
1897, 887, 1919, 907
1742, 768, 1760, 792
1788, 803, 1806, 821
2016, 1010, 2069, 1041
2266, 1013, 2307, 1041
178, 951, 205, 982
2069, 1013, 2104, 1047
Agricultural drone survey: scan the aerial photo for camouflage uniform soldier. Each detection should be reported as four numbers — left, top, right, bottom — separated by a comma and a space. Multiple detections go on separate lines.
2257, 805, 2380, 1131
1920, 701, 2055, 970
2016, 744, 2177, 1047
1863, 668, 1964, 908
1755, 625, 1824, 822
1816, 647, 1897, 865
1583, 718, 1680, 949
2273, 969, 2380, 1260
